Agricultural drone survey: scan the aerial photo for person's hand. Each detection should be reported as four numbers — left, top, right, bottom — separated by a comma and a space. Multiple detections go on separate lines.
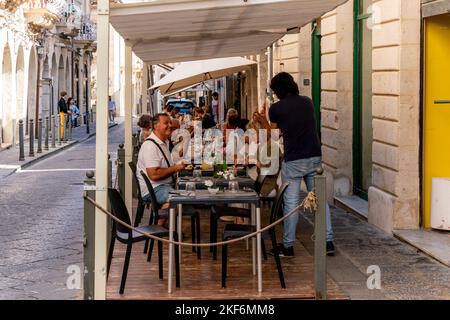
175, 160, 186, 171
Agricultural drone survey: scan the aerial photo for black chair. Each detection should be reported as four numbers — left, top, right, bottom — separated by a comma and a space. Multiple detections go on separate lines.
140, 170, 202, 260
221, 183, 289, 289
209, 174, 273, 260
106, 188, 180, 294
128, 162, 148, 227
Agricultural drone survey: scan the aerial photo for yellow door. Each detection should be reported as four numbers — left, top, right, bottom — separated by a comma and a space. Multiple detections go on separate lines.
424, 14, 450, 228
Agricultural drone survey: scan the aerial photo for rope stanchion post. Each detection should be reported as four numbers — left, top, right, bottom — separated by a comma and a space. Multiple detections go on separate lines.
131, 133, 138, 198
83, 171, 96, 300
117, 144, 125, 200
314, 166, 327, 300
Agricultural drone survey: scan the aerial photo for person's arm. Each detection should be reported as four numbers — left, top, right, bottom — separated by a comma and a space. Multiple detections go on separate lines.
146, 162, 185, 181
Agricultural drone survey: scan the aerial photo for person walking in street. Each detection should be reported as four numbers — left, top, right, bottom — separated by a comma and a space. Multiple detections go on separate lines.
268, 72, 335, 257
108, 96, 116, 123
57, 91, 68, 140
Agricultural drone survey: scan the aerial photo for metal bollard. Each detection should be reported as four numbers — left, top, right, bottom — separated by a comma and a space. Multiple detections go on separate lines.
44, 117, 49, 151
68, 116, 73, 141
108, 154, 112, 188
57, 114, 62, 146
29, 119, 34, 157
131, 133, 138, 198
83, 171, 96, 300
314, 166, 327, 300
52, 114, 56, 148
19, 120, 25, 161
117, 144, 125, 201
37, 118, 42, 154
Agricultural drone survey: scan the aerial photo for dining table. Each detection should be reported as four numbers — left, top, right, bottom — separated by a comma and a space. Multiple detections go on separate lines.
166, 188, 262, 294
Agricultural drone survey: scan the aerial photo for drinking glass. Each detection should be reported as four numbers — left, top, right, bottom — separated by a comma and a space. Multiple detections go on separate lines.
186, 182, 196, 193
228, 180, 239, 193
193, 169, 202, 180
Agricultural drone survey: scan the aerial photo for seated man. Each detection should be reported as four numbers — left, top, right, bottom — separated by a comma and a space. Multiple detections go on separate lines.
136, 113, 186, 214
193, 107, 216, 129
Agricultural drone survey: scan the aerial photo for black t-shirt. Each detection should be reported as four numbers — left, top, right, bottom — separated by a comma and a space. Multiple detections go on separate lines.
202, 114, 216, 129
58, 98, 68, 113
269, 94, 321, 162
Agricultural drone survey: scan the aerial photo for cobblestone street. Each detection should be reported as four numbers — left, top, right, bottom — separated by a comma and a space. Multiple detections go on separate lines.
0, 123, 124, 300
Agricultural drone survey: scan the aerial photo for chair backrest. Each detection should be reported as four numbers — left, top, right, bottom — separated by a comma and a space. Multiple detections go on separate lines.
108, 188, 132, 234
254, 174, 266, 195
140, 170, 161, 213
128, 161, 143, 200
269, 182, 289, 223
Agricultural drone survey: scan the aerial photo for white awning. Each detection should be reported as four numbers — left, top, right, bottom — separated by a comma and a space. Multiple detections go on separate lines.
110, 0, 347, 65
151, 57, 256, 95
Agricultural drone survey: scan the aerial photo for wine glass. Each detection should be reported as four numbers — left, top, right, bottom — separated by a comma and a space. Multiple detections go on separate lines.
193, 169, 202, 181
228, 180, 239, 193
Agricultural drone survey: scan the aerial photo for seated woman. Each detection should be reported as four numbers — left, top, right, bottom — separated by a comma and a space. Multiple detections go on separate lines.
137, 114, 152, 145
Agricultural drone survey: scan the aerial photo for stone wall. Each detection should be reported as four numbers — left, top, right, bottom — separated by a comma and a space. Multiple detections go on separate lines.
320, 1, 354, 201
368, 0, 421, 232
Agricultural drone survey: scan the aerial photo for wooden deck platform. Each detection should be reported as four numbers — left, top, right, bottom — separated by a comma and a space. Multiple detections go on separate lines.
107, 204, 347, 300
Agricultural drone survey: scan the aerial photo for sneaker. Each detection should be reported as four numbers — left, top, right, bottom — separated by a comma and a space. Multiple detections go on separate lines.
326, 241, 335, 256
269, 244, 294, 258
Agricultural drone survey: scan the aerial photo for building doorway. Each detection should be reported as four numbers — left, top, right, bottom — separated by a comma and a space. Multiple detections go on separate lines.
353, 0, 373, 200
423, 14, 450, 228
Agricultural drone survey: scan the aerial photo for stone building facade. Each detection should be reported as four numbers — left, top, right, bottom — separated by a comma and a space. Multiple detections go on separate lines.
260, 0, 449, 234
0, 0, 96, 149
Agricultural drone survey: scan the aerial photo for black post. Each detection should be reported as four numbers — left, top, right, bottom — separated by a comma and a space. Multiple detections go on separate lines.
29, 119, 34, 157
37, 118, 42, 153
19, 120, 25, 161
44, 116, 49, 151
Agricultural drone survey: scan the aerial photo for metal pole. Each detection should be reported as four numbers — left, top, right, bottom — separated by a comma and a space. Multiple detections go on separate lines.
117, 144, 125, 201
45, 116, 49, 151
58, 113, 62, 145
29, 119, 34, 157
268, 45, 274, 104
19, 120, 25, 161
314, 166, 327, 300
52, 113, 57, 148
37, 118, 42, 153
83, 170, 96, 300
63, 114, 68, 143
68, 114, 73, 141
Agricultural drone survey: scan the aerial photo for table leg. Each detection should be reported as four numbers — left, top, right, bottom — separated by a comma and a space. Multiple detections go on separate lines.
168, 207, 175, 294
252, 204, 256, 276
256, 206, 262, 293
177, 204, 183, 261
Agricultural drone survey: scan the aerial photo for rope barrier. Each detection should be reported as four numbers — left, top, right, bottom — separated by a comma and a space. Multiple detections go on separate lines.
83, 191, 318, 247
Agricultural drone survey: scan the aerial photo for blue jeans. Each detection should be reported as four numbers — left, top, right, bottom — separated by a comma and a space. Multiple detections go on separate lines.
142, 184, 173, 206
281, 157, 334, 247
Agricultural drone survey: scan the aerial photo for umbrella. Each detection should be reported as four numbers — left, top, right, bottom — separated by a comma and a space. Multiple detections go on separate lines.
150, 57, 256, 96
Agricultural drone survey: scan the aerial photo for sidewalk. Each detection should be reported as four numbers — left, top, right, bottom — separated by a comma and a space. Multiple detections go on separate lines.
0, 119, 122, 176
298, 205, 450, 300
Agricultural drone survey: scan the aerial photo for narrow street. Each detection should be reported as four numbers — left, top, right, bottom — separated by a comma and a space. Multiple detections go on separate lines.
0, 123, 124, 300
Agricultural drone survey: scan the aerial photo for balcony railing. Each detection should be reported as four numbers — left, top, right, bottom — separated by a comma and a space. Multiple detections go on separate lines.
24, 0, 63, 31
75, 17, 97, 42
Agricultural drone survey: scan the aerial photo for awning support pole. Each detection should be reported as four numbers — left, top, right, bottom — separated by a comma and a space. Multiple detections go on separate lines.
124, 43, 133, 217
94, 0, 110, 300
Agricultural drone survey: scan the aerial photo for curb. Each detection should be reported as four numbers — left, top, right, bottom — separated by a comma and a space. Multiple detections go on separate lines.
10, 122, 118, 172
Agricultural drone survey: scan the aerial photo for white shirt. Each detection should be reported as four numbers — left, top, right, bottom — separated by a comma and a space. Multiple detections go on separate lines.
136, 132, 174, 197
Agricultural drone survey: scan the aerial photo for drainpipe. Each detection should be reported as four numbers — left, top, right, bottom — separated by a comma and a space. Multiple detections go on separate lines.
35, 48, 43, 137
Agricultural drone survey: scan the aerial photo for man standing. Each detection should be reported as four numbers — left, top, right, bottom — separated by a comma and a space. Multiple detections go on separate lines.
268, 72, 335, 257
57, 91, 68, 140
136, 113, 186, 211
108, 96, 116, 123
